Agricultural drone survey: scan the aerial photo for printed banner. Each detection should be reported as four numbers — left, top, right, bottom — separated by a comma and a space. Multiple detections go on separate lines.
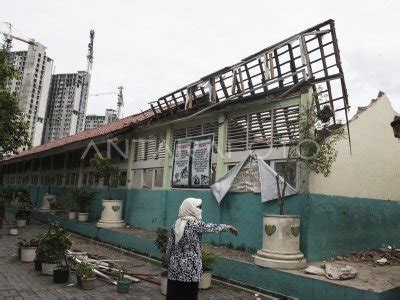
172, 141, 191, 186
191, 138, 212, 187
172, 134, 214, 188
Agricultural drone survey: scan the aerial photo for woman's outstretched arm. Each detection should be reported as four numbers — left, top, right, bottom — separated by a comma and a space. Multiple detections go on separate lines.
197, 221, 238, 236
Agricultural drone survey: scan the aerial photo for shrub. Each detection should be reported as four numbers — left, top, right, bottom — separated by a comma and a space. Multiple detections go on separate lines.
201, 247, 218, 271
36, 227, 71, 264
71, 188, 98, 213
154, 227, 169, 268
75, 262, 95, 279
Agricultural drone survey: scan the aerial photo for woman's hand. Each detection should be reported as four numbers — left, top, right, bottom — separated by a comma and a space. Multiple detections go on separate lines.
227, 225, 238, 236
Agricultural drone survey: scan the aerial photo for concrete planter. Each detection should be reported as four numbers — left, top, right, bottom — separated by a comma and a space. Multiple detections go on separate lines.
41, 194, 56, 211
20, 247, 37, 262
160, 272, 168, 295
9, 228, 18, 235
77, 213, 89, 222
16, 219, 27, 227
199, 271, 212, 289
68, 211, 77, 220
254, 214, 306, 270
41, 262, 58, 275
96, 200, 125, 228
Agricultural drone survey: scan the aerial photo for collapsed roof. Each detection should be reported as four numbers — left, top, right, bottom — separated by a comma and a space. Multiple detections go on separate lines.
2, 19, 349, 162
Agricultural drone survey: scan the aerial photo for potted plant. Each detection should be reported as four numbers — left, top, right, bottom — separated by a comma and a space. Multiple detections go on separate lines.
49, 198, 59, 215
9, 226, 18, 236
154, 227, 169, 295
53, 253, 70, 284
90, 153, 125, 228
116, 267, 132, 293
15, 210, 29, 227
72, 188, 98, 222
18, 237, 40, 262
14, 191, 32, 227
63, 193, 78, 219
36, 226, 72, 275
254, 88, 345, 270
76, 262, 96, 290
42, 177, 57, 211
199, 247, 218, 289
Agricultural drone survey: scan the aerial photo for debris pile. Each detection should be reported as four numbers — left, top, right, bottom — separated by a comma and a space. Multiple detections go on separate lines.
305, 264, 357, 280
67, 250, 160, 286
334, 245, 400, 266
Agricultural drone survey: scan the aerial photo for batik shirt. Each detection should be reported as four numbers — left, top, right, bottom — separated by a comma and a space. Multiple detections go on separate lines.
166, 220, 228, 282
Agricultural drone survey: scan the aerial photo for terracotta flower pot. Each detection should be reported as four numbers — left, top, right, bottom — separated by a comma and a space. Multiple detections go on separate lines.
80, 277, 96, 290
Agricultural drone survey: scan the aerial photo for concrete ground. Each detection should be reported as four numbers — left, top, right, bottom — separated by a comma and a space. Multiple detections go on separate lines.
0, 222, 271, 300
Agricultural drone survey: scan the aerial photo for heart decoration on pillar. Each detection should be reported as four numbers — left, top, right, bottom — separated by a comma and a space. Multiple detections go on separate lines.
265, 224, 276, 236
112, 205, 121, 213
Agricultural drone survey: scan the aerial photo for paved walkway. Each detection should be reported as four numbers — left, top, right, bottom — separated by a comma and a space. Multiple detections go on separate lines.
0, 222, 264, 299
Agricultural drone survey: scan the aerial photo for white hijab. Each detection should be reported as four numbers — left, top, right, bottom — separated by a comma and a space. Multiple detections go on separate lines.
174, 198, 202, 246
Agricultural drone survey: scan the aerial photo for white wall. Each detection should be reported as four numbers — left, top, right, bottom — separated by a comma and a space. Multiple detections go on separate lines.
309, 93, 400, 201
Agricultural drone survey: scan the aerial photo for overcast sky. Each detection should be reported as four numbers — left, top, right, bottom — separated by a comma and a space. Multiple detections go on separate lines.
3, 0, 399, 118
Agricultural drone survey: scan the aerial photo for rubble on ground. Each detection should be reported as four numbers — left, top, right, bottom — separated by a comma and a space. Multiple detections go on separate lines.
334, 245, 400, 266
305, 264, 357, 280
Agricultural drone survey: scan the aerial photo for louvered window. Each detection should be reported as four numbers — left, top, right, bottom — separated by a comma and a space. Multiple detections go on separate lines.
134, 133, 166, 161
248, 111, 272, 150
227, 115, 248, 151
227, 105, 299, 152
272, 105, 299, 147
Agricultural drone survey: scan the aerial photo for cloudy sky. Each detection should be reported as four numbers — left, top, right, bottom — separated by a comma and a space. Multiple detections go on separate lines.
3, 0, 399, 118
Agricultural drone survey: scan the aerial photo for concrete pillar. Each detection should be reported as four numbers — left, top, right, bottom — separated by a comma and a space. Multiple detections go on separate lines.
298, 85, 313, 193
77, 159, 84, 188
216, 113, 227, 180
162, 126, 173, 189
62, 152, 69, 186
127, 138, 136, 189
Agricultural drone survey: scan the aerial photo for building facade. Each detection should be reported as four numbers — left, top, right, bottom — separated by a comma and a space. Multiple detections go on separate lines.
42, 71, 87, 144
8, 42, 54, 148
85, 109, 118, 131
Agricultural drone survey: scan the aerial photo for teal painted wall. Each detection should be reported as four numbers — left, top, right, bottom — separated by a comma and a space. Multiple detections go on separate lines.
5, 184, 400, 263
305, 194, 400, 261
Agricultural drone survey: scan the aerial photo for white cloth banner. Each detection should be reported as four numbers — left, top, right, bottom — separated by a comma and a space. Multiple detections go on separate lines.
211, 154, 297, 203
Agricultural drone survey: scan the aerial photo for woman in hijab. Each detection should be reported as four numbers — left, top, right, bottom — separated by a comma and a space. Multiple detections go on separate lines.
166, 198, 238, 300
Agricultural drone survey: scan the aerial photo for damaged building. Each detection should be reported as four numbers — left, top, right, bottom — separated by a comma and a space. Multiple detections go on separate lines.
1, 19, 400, 299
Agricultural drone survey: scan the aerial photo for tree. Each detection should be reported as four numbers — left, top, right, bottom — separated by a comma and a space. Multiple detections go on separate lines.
0, 45, 30, 159
276, 87, 346, 215
89, 153, 120, 200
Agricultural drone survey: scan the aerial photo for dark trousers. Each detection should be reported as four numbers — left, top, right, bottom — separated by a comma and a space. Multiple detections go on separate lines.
166, 279, 198, 300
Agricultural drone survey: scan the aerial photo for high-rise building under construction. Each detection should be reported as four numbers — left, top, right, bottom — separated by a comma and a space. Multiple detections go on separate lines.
42, 71, 88, 143
8, 42, 54, 148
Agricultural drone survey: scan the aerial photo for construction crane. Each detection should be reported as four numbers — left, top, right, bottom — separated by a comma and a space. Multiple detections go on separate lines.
77, 29, 95, 133
89, 91, 115, 97
117, 86, 124, 119
1, 22, 36, 50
